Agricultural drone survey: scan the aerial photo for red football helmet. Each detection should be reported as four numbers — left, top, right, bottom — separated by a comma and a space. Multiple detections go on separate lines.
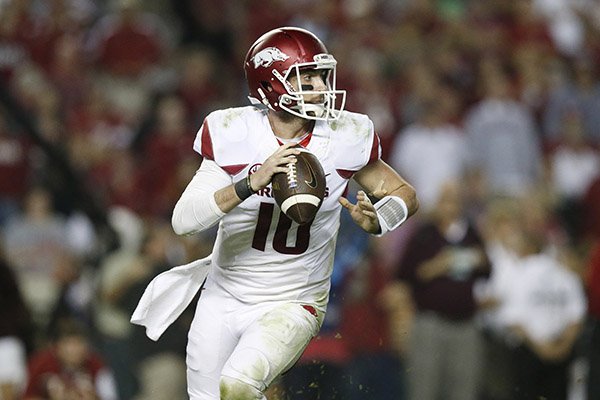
244, 27, 346, 121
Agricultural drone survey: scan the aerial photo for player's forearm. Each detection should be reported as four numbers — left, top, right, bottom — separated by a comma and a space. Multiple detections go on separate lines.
172, 190, 226, 235
214, 184, 246, 213
172, 160, 243, 235
172, 179, 257, 235
388, 183, 419, 217
354, 159, 419, 217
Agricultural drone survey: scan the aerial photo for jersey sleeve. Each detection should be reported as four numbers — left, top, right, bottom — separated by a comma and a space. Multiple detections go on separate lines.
192, 107, 261, 176
368, 130, 382, 165
171, 159, 229, 235
193, 118, 214, 160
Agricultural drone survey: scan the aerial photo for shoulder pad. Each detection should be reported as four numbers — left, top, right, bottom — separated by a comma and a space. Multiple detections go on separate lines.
193, 106, 265, 174
325, 111, 381, 172
328, 110, 372, 134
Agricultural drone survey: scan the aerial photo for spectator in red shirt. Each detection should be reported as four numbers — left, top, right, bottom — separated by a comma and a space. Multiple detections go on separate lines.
175, 47, 221, 123
24, 318, 117, 400
86, 0, 169, 78
139, 94, 195, 217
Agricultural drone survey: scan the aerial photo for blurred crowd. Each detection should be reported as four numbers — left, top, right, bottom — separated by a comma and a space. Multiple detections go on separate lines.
1, 0, 600, 399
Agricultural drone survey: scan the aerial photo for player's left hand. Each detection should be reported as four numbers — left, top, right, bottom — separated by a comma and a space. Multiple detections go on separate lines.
339, 190, 380, 234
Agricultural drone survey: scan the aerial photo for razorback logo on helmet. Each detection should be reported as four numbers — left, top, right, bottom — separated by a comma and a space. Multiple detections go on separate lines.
252, 47, 289, 68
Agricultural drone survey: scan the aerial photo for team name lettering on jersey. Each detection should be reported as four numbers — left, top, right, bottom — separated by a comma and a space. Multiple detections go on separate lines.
250, 163, 329, 199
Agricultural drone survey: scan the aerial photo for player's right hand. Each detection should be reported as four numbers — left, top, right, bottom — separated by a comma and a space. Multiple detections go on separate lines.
249, 143, 301, 191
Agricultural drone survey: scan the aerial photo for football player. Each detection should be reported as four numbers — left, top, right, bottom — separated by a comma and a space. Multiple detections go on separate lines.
136, 26, 418, 400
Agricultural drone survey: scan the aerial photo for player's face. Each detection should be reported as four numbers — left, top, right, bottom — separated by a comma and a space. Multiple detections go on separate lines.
288, 69, 327, 103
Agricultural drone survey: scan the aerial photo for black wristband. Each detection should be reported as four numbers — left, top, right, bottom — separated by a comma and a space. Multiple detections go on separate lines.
246, 175, 257, 194
234, 175, 256, 200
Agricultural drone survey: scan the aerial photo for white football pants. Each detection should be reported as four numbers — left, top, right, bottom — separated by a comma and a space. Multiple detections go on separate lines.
186, 278, 323, 399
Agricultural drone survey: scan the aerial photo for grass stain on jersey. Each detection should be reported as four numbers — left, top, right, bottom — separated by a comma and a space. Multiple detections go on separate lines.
221, 108, 245, 129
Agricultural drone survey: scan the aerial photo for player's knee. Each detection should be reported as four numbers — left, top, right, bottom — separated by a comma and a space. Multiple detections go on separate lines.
220, 376, 265, 400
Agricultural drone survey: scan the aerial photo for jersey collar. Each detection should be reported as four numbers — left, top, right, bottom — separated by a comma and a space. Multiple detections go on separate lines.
275, 131, 313, 148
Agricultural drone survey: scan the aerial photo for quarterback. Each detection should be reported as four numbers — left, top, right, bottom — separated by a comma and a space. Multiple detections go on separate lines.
132, 27, 418, 399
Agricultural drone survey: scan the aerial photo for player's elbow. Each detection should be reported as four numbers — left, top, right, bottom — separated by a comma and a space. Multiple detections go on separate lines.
405, 185, 419, 216
411, 195, 420, 217
171, 197, 199, 235
171, 206, 192, 236
171, 220, 187, 236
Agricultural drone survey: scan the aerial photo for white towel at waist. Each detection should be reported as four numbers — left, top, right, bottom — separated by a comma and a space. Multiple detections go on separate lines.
130, 255, 211, 341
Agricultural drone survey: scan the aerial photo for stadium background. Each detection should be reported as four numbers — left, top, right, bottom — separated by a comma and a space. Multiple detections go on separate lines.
1, 0, 600, 399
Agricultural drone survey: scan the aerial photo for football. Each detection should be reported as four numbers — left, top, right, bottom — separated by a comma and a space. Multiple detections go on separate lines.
272, 147, 326, 225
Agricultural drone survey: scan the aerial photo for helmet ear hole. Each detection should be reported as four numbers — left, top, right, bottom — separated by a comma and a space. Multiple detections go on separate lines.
260, 81, 273, 92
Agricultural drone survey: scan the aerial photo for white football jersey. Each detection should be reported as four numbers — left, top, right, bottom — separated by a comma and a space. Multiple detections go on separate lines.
193, 106, 380, 307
